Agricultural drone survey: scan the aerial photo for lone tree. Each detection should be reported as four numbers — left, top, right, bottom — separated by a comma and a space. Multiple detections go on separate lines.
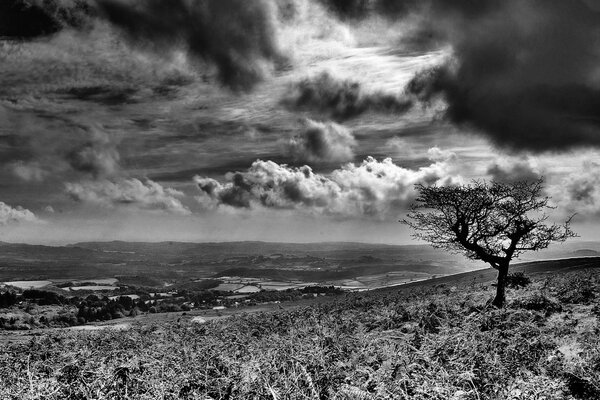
403, 179, 575, 307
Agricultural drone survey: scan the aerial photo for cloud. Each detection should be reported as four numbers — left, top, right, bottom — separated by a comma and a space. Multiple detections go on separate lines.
194, 156, 460, 218
0, 0, 95, 38
288, 119, 356, 163
284, 71, 412, 120
486, 158, 541, 184
0, 109, 122, 181
65, 128, 120, 177
8, 161, 48, 182
404, 1, 600, 152
317, 0, 417, 21
426, 147, 456, 162
97, 0, 285, 91
550, 161, 600, 217
65, 178, 190, 214
0, 202, 37, 225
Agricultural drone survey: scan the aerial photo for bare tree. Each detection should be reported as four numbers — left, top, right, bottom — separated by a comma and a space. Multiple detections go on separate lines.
403, 179, 576, 307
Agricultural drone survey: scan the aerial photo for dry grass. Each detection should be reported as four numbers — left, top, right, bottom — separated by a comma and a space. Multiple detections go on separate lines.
1, 269, 599, 399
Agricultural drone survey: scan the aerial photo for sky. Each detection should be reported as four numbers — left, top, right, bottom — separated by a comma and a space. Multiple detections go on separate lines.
1, 0, 600, 245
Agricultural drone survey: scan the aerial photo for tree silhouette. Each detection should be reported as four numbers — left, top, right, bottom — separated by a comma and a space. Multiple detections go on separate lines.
403, 179, 575, 307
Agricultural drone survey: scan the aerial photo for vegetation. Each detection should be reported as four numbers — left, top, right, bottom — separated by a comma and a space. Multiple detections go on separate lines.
0, 285, 345, 330
1, 267, 599, 399
404, 179, 575, 307
0, 291, 18, 308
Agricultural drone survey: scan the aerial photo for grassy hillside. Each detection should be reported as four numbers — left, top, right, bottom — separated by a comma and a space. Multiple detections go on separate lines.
1, 260, 599, 399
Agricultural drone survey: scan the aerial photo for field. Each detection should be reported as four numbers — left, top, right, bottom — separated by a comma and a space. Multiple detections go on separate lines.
1, 258, 599, 399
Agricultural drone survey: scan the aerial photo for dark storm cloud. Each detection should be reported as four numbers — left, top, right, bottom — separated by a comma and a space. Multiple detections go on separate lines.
316, 0, 600, 151
284, 72, 412, 120
0, 0, 95, 38
317, 0, 418, 20
97, 0, 285, 91
288, 119, 356, 163
404, 0, 600, 152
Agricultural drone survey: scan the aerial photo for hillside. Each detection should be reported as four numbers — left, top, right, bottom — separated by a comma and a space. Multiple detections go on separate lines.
1, 257, 599, 399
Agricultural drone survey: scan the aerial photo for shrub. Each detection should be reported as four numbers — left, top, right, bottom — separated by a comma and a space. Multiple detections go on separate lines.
506, 272, 532, 289
512, 293, 562, 315
553, 274, 597, 304
0, 291, 18, 308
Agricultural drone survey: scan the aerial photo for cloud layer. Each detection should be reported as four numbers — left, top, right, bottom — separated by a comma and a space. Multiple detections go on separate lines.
195, 156, 459, 218
65, 178, 190, 214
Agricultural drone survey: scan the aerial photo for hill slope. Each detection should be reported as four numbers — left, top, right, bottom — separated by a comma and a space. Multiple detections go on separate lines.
1, 257, 599, 399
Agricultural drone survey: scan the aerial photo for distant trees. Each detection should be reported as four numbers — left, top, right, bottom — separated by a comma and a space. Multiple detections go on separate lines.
404, 179, 576, 307
0, 291, 18, 308
22, 289, 66, 306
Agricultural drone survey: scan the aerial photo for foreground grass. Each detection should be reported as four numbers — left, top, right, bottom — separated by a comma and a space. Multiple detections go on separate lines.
1, 269, 600, 399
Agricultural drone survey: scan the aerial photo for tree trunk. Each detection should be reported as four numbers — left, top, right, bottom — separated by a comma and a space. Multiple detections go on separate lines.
492, 263, 509, 308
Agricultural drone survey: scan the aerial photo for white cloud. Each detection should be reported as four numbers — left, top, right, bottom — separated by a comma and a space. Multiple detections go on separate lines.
195, 156, 461, 218
427, 147, 456, 162
0, 202, 38, 225
65, 178, 190, 215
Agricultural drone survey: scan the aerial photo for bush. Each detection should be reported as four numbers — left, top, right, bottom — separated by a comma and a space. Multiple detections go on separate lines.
512, 293, 562, 315
0, 291, 18, 308
556, 276, 596, 305
506, 272, 532, 289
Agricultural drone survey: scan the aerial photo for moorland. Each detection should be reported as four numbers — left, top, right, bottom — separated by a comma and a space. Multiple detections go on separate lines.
1, 241, 600, 399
